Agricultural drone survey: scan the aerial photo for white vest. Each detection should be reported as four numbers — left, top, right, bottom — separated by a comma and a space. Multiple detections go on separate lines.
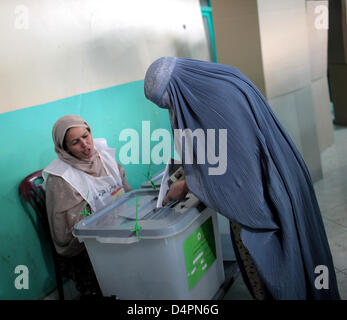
43, 138, 124, 213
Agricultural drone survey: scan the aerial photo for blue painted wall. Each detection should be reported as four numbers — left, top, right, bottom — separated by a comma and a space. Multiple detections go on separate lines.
0, 80, 171, 299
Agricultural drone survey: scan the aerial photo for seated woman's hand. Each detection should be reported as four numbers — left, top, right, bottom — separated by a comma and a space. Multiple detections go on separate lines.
162, 179, 189, 206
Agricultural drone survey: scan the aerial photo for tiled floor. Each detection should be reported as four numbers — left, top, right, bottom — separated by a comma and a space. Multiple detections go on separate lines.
224, 125, 347, 300
314, 125, 347, 300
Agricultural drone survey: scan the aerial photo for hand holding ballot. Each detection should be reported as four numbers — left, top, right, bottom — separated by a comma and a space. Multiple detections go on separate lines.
162, 179, 189, 206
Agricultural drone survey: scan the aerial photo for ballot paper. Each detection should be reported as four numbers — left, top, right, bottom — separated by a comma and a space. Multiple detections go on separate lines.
156, 161, 170, 208
116, 195, 157, 220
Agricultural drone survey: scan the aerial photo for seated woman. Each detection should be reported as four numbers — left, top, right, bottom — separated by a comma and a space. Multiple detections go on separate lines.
43, 114, 131, 298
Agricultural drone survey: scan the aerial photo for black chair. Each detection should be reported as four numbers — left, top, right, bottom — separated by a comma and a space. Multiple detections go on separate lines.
19, 170, 65, 300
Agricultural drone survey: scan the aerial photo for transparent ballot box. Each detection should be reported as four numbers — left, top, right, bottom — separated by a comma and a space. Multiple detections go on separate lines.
140, 170, 165, 189
73, 189, 225, 299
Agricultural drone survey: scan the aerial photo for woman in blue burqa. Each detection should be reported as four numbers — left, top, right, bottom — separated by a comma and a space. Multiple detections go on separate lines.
144, 57, 340, 300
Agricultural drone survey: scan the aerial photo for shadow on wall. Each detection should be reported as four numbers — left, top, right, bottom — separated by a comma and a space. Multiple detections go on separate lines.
172, 35, 211, 60
83, 27, 211, 88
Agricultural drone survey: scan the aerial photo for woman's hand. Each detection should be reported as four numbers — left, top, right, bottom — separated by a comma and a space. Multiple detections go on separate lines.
163, 179, 189, 206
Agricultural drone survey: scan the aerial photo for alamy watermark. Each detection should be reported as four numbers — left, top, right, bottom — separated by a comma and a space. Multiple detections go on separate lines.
118, 121, 227, 175
14, 5, 29, 30
314, 265, 329, 290
12, 264, 330, 292
314, 4, 328, 30
14, 265, 29, 290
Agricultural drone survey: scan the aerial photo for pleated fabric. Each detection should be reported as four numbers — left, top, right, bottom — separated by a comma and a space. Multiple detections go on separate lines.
144, 57, 340, 300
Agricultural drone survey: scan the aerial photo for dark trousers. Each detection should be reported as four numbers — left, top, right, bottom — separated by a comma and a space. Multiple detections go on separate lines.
57, 249, 102, 297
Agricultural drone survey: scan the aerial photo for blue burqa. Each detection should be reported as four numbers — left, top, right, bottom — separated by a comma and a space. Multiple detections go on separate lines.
144, 57, 340, 300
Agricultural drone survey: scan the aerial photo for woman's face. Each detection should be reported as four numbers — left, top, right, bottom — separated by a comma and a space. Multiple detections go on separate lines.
64, 126, 94, 160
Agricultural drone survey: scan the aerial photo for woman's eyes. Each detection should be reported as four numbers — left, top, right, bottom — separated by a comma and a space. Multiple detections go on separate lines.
71, 133, 88, 146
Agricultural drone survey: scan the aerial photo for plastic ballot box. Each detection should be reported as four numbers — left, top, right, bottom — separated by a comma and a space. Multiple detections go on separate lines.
73, 189, 225, 299
140, 165, 236, 263
140, 170, 165, 189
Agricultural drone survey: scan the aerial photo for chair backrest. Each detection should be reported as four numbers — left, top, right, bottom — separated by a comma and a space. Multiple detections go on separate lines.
19, 170, 51, 239
19, 170, 66, 300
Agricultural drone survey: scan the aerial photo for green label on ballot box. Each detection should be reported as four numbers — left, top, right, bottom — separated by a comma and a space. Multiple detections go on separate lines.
183, 217, 217, 290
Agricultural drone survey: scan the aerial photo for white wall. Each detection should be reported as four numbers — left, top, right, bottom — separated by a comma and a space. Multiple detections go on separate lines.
0, 0, 209, 114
